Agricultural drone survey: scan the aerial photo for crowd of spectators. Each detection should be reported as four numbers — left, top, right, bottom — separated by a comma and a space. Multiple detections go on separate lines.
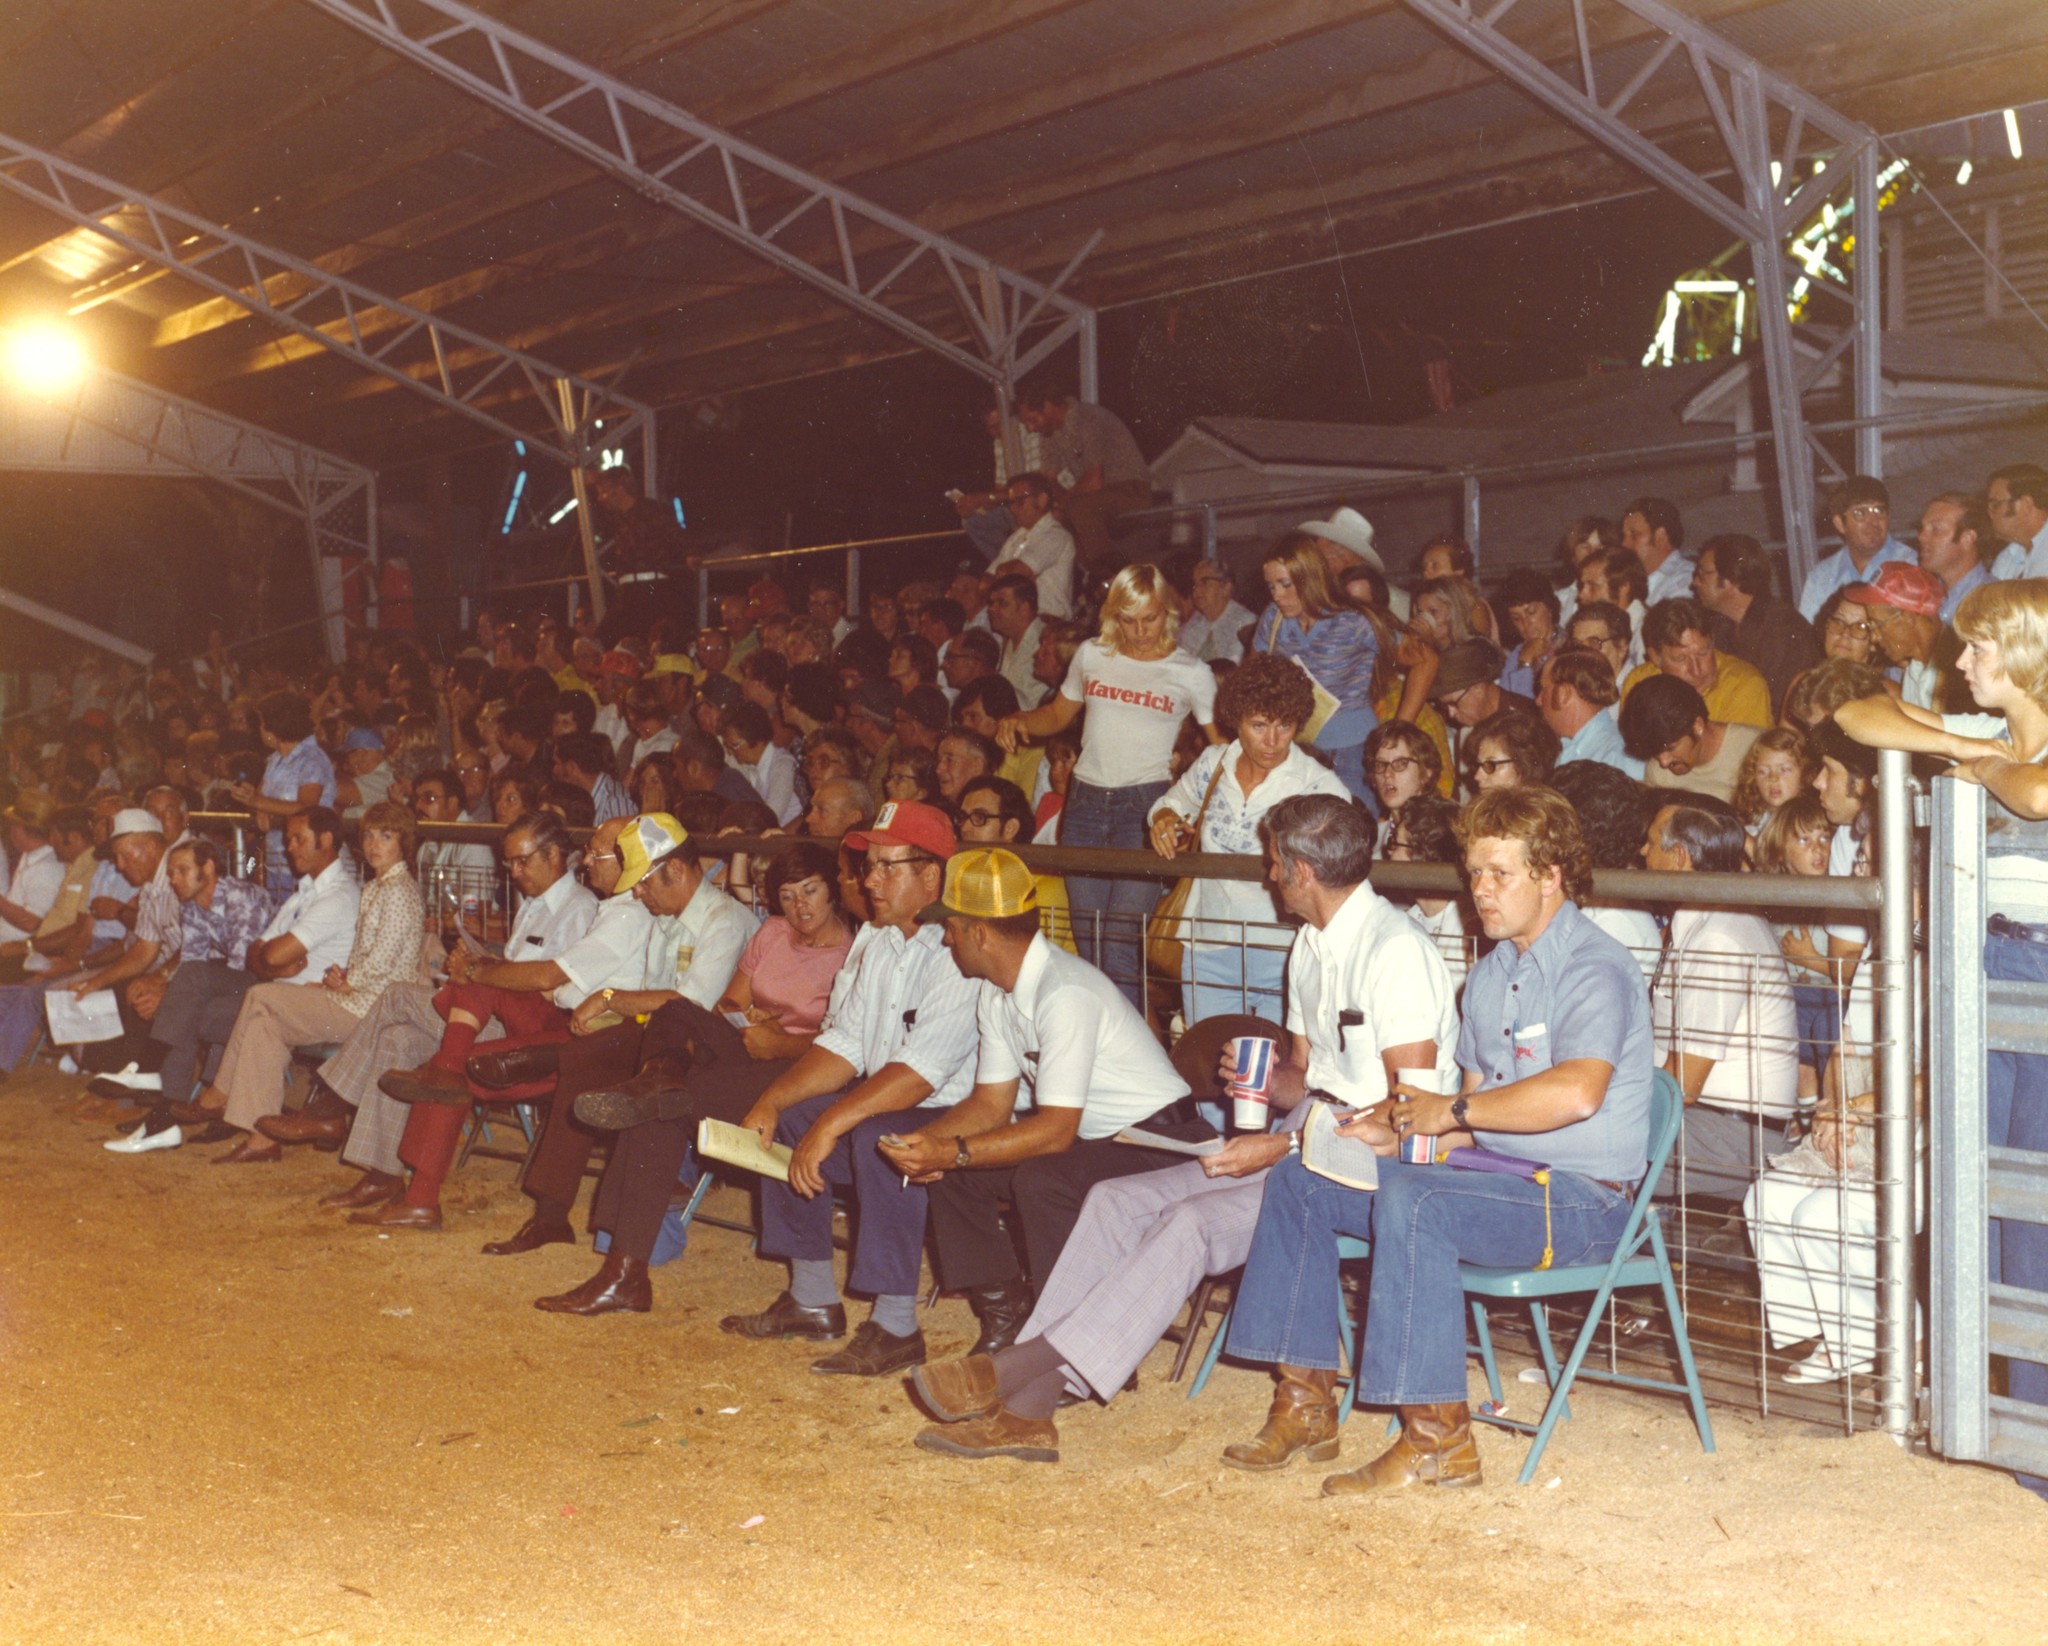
3, 442, 2046, 1500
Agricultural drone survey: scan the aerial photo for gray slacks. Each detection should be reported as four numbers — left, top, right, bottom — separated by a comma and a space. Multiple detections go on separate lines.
1019, 1159, 1268, 1401
327, 981, 504, 1176
1655, 1103, 1787, 1203
151, 961, 257, 1106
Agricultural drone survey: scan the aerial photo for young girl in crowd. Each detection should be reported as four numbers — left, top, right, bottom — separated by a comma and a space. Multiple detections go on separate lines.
1364, 719, 1446, 850
1735, 725, 1817, 839
1756, 791, 1847, 1104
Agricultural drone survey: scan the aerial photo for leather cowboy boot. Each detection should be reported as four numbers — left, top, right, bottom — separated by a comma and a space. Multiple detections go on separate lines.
573, 1054, 696, 1130
1221, 1366, 1340, 1471
534, 1253, 652, 1315
1321, 1401, 1482, 1495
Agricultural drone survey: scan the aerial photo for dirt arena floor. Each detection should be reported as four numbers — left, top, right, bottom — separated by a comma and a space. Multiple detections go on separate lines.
3, 1060, 2046, 1646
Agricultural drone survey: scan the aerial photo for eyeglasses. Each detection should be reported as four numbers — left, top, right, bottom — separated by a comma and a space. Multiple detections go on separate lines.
1843, 503, 1888, 522
867, 852, 935, 873
1472, 757, 1518, 777
1383, 836, 1416, 859
1370, 757, 1420, 777
503, 848, 543, 869
1988, 492, 2018, 514
958, 807, 1002, 827
1825, 615, 1875, 637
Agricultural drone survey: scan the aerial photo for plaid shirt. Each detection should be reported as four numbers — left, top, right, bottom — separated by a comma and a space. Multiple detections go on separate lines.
179, 874, 279, 971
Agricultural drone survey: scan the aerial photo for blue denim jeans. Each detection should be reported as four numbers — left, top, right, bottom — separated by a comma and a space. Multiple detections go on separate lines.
0, 977, 54, 1072
1226, 1155, 1633, 1404
1986, 934, 2048, 1493
1060, 777, 1169, 1008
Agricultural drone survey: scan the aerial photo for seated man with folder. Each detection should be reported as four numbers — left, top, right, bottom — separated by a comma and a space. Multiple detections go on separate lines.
1221, 785, 1653, 1495
708, 801, 982, 1378
907, 793, 1455, 1465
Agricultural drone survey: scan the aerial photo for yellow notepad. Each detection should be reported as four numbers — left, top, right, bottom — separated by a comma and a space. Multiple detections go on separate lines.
696, 1118, 793, 1183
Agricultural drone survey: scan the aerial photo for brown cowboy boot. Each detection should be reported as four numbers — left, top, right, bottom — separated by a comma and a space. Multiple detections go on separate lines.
1320, 1401, 1482, 1495
1220, 1366, 1340, 1471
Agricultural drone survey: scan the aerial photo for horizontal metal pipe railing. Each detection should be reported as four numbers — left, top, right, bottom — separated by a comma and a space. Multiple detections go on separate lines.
193, 813, 1883, 911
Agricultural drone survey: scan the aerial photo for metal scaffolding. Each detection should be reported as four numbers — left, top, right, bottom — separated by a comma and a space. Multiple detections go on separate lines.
1397, 0, 1883, 592
297, 0, 1103, 441
0, 366, 377, 662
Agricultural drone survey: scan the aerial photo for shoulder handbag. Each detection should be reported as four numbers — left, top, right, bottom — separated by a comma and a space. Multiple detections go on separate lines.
1146, 752, 1228, 980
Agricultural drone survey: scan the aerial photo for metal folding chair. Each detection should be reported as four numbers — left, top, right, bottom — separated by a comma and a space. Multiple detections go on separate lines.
1461, 1069, 1717, 1482
1186, 1233, 1369, 1424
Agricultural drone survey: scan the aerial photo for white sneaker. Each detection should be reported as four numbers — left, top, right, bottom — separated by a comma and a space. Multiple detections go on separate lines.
101, 1063, 162, 1092
58, 1054, 79, 1076
105, 1122, 182, 1155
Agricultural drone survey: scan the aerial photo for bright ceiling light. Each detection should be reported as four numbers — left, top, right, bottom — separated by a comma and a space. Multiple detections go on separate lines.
1956, 159, 1974, 186
3, 322, 87, 394
2005, 108, 2024, 159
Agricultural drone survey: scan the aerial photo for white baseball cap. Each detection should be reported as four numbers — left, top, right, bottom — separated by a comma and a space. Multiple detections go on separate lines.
108, 808, 164, 840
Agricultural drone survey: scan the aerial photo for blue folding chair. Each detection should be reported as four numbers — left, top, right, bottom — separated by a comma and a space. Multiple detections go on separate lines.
1460, 1069, 1715, 1483
1187, 1232, 1371, 1424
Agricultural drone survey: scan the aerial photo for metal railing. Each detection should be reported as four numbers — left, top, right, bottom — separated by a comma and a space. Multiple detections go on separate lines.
192, 767, 1918, 1438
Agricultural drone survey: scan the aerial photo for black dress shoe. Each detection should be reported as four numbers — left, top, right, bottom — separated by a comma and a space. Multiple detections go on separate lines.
481, 1214, 576, 1256
811, 1320, 926, 1376
467, 1042, 562, 1089
534, 1254, 651, 1315
573, 1053, 695, 1130
966, 1279, 1033, 1357
718, 1290, 846, 1341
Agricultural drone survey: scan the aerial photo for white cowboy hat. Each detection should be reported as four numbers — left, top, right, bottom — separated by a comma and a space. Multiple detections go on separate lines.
1297, 506, 1382, 574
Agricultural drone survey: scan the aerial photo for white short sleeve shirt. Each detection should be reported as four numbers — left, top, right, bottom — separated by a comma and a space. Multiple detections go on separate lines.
552, 893, 658, 1008
1653, 908, 1800, 1118
263, 857, 364, 983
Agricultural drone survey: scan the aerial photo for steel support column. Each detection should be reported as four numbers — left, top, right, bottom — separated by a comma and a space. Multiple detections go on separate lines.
1852, 143, 1885, 480
1874, 746, 1917, 1442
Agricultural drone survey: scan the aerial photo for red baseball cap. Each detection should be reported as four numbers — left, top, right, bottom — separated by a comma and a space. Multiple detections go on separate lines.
1848, 562, 1943, 618
845, 799, 957, 861
597, 649, 645, 679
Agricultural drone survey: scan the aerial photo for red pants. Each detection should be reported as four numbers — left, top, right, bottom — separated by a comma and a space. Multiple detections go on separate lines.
397, 983, 568, 1207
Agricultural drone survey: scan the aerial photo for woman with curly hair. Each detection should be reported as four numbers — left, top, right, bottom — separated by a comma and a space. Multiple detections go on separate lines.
1148, 652, 1349, 1024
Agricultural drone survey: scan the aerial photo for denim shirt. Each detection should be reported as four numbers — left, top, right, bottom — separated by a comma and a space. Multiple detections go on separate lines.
1454, 899, 1653, 1182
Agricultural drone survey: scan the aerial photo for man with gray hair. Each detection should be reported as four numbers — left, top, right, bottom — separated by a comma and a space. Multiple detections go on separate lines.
1177, 560, 1256, 664
907, 793, 1456, 1465
803, 777, 874, 841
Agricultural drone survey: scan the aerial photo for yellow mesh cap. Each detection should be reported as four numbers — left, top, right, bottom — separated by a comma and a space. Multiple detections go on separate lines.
923, 847, 1039, 922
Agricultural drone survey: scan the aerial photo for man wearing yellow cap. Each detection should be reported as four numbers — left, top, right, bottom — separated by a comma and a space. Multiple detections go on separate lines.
877, 846, 1191, 1414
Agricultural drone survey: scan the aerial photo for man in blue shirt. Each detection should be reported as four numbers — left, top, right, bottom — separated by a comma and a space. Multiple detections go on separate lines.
1797, 475, 1916, 622
1219, 785, 1653, 1494
1538, 649, 1643, 779
1917, 492, 1997, 623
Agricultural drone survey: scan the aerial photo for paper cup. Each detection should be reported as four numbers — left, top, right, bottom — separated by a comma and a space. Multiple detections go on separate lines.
1226, 1036, 1277, 1132
1397, 1064, 1459, 1164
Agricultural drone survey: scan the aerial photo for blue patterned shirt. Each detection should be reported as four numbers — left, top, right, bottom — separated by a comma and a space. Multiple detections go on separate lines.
180, 875, 279, 970
1253, 605, 1380, 746
260, 736, 336, 895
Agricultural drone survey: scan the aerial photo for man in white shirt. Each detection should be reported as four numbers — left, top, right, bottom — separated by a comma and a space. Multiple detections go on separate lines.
908, 797, 1455, 1466
481, 812, 756, 1267
1621, 496, 1696, 608
719, 702, 801, 825
1645, 797, 1799, 1200
716, 803, 979, 1373
159, 808, 359, 1127
0, 791, 67, 945
1987, 463, 2048, 580
328, 814, 597, 1231
1797, 475, 1917, 622
1177, 558, 1257, 663
989, 472, 1075, 622
987, 573, 1047, 711
1854, 561, 1958, 712
879, 847, 1193, 1398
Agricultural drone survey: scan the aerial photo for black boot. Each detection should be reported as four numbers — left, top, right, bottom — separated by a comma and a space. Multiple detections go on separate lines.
572, 1053, 695, 1130
467, 1042, 563, 1089
967, 1279, 1033, 1357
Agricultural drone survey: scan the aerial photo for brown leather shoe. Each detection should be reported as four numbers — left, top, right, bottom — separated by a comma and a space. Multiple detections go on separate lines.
1321, 1402, 1481, 1495
377, 1062, 472, 1105
534, 1254, 651, 1315
258, 1108, 349, 1146
572, 1053, 695, 1130
212, 1137, 283, 1165
911, 1353, 1002, 1422
718, 1290, 846, 1341
913, 1405, 1059, 1463
318, 1170, 402, 1210
481, 1214, 575, 1256
1221, 1366, 1341, 1471
467, 1042, 562, 1089
166, 1096, 225, 1126
350, 1199, 443, 1232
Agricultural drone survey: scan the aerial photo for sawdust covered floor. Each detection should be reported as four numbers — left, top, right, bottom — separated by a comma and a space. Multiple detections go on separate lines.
3, 1062, 2046, 1646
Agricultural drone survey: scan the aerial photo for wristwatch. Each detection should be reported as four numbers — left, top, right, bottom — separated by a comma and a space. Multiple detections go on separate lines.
953, 1136, 972, 1169
1450, 1095, 1470, 1129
